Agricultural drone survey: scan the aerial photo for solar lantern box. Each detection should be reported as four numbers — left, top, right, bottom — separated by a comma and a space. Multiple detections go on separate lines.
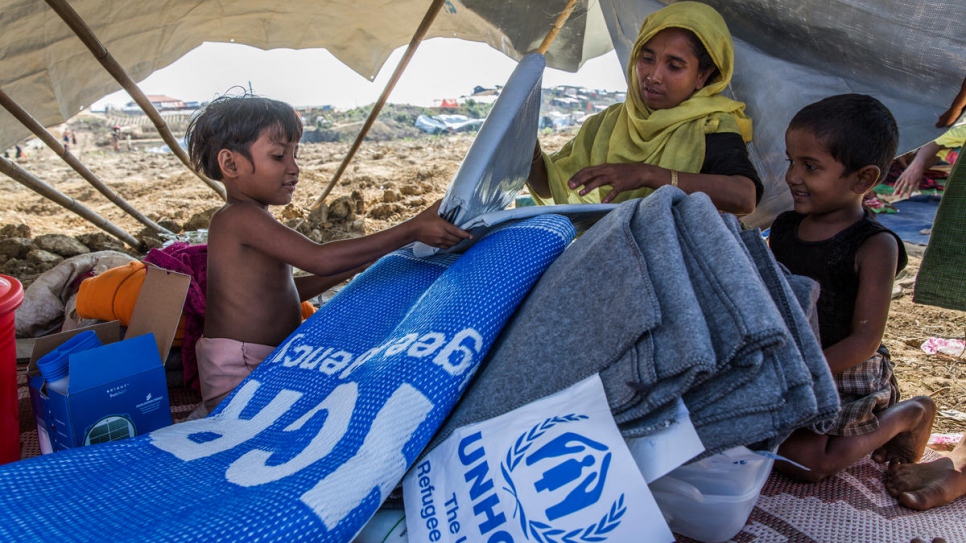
27, 266, 190, 453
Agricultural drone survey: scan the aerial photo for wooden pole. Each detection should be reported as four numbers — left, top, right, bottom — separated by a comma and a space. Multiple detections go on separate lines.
537, 0, 579, 54
0, 88, 173, 235
310, 0, 447, 209
0, 155, 142, 249
43, 0, 227, 200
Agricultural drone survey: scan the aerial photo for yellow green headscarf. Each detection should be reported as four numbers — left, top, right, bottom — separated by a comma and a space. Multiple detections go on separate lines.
534, 1, 753, 205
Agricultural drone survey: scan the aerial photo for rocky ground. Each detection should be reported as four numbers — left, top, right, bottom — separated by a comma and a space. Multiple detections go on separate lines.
3, 125, 963, 435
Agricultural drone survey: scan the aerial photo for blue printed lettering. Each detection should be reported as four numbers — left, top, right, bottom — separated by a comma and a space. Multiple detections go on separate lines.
417, 460, 442, 542
464, 462, 494, 500
458, 431, 484, 466
457, 430, 509, 537
473, 493, 507, 535
445, 493, 461, 535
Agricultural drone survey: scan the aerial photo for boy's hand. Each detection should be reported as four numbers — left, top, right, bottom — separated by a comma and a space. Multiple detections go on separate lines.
411, 200, 473, 249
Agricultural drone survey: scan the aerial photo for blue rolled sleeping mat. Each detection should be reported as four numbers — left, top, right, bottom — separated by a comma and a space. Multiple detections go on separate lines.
0, 215, 575, 543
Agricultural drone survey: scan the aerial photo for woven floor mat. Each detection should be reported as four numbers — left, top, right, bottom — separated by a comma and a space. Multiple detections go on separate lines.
676, 449, 966, 543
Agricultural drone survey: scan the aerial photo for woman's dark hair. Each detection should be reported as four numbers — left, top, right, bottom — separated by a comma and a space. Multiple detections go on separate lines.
788, 94, 899, 178
681, 29, 720, 84
185, 92, 303, 180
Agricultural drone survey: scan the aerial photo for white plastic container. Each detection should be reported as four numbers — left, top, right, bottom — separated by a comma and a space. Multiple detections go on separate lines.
649, 446, 774, 543
355, 509, 408, 543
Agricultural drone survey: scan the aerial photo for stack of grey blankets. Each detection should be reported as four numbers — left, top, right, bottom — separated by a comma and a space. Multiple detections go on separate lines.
424, 186, 840, 459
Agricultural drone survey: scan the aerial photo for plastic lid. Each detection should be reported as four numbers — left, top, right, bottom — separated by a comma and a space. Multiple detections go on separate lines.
36, 330, 102, 382
37, 356, 69, 382
0, 274, 24, 315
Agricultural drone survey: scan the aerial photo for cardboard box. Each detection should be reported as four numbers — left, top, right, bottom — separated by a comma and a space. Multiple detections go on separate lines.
27, 266, 190, 453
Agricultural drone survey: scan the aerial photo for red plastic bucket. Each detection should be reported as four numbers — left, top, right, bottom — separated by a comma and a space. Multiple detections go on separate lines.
0, 275, 24, 465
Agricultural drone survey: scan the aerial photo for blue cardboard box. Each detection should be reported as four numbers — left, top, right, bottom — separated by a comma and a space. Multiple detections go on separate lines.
27, 267, 190, 453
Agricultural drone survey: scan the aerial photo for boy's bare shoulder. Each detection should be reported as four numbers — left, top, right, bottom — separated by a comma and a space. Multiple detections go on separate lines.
212, 201, 273, 222
209, 202, 282, 234
208, 201, 308, 263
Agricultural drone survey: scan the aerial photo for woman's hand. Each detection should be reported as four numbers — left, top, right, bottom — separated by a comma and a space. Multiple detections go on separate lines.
568, 163, 664, 203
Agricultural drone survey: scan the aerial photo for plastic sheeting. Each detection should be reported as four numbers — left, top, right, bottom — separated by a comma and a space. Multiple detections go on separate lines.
414, 52, 614, 257
602, 0, 966, 226
437, 53, 546, 227
0, 0, 612, 154
3, 0, 966, 227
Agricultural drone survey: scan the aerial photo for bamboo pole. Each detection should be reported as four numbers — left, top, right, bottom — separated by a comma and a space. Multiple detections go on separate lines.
0, 155, 142, 249
310, 0, 447, 209
537, 0, 579, 54
43, 0, 226, 200
0, 88, 172, 236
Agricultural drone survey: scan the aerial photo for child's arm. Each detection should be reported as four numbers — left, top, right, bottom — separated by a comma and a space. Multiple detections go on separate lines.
294, 263, 370, 302
893, 140, 943, 199
822, 232, 899, 374
937, 76, 966, 128
231, 199, 470, 278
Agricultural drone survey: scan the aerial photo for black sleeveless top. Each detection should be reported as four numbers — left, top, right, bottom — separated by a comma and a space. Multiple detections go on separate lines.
769, 210, 907, 349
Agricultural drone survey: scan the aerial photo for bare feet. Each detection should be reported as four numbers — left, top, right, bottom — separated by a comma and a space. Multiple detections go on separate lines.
885, 447, 966, 510
871, 396, 936, 464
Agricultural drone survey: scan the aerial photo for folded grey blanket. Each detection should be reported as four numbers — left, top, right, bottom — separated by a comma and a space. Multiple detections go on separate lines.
422, 186, 837, 461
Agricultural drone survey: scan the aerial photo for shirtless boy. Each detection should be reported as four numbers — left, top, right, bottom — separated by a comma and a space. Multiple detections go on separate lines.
185, 94, 471, 412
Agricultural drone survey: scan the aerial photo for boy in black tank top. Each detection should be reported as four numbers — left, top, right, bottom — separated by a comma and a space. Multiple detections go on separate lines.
768, 94, 936, 483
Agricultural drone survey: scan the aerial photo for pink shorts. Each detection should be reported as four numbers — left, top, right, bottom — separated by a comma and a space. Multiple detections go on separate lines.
196, 336, 275, 411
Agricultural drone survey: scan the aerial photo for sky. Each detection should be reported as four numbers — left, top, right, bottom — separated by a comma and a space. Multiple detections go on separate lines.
91, 39, 628, 111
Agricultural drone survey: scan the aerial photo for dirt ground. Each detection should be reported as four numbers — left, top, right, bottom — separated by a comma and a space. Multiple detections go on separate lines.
3, 127, 964, 435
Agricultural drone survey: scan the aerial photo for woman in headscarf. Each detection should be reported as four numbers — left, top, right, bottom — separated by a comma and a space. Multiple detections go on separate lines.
527, 1, 761, 215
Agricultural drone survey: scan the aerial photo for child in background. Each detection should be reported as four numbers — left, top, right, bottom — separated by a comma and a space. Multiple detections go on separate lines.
893, 76, 966, 199
185, 94, 471, 413
769, 94, 937, 482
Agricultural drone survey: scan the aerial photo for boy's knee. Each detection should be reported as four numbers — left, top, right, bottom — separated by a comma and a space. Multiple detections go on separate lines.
775, 457, 835, 483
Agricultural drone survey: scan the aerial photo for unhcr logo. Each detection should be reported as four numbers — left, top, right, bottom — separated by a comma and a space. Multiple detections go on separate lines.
500, 415, 625, 542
